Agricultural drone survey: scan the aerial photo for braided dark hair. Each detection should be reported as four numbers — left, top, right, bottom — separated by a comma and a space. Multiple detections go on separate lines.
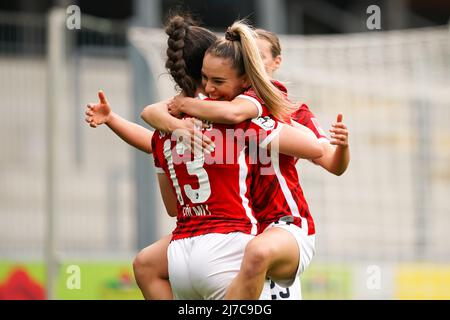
165, 15, 217, 97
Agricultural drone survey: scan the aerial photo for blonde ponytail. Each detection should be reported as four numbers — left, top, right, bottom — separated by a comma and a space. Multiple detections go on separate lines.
213, 21, 295, 121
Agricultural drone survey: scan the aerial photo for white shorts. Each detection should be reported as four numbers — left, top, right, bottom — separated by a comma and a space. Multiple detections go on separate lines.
168, 232, 271, 300
270, 277, 302, 300
265, 221, 315, 288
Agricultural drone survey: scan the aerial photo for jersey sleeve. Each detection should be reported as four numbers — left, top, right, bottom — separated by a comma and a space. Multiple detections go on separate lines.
151, 131, 165, 174
236, 94, 263, 117
291, 104, 329, 143
232, 114, 283, 151
249, 116, 284, 148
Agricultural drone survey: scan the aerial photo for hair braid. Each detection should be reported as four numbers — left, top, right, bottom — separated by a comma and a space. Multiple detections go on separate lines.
165, 16, 197, 97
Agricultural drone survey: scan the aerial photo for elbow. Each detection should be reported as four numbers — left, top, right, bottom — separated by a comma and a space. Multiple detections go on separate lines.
224, 111, 245, 124
333, 162, 350, 176
140, 107, 149, 122
141, 105, 156, 123
144, 146, 152, 155
312, 144, 323, 159
167, 210, 177, 217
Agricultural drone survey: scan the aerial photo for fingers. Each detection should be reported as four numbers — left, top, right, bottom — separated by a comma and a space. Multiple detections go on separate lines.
330, 133, 347, 141
192, 118, 204, 130
98, 90, 108, 105
330, 139, 347, 146
330, 131, 348, 146
331, 121, 347, 137
177, 131, 215, 155
191, 134, 209, 155
85, 115, 99, 128
329, 127, 347, 135
189, 119, 215, 152
201, 135, 215, 153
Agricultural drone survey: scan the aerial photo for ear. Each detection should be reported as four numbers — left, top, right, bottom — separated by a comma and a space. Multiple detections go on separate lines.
274, 55, 282, 71
241, 75, 251, 89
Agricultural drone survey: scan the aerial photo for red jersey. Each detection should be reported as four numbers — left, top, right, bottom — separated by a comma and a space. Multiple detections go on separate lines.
246, 81, 328, 235
291, 104, 329, 143
152, 96, 282, 241
272, 80, 328, 143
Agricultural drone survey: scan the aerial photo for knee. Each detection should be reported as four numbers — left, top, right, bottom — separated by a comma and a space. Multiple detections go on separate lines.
133, 248, 157, 279
241, 240, 274, 276
132, 250, 147, 276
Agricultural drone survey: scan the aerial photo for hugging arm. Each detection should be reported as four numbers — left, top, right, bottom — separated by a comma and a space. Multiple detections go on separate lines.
311, 114, 350, 176
270, 123, 323, 160
168, 96, 260, 124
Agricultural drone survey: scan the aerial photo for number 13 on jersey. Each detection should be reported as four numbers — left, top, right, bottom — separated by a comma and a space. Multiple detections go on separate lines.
163, 139, 211, 205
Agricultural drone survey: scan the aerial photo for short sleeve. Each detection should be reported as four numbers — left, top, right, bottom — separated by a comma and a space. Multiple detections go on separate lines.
151, 131, 165, 173
236, 94, 263, 117
246, 115, 283, 149
291, 104, 329, 142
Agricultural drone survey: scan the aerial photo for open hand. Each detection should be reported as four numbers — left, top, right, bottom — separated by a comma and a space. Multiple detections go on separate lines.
329, 114, 348, 147
85, 90, 111, 128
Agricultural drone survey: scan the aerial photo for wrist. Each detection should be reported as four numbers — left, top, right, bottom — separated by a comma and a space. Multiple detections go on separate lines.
105, 111, 115, 126
168, 117, 183, 133
180, 98, 195, 113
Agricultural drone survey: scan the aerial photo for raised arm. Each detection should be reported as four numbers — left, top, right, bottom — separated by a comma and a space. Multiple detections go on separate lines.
168, 95, 260, 124
312, 114, 350, 176
85, 91, 153, 154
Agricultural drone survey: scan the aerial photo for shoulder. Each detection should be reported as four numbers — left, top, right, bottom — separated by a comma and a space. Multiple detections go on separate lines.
271, 79, 288, 94
291, 103, 315, 121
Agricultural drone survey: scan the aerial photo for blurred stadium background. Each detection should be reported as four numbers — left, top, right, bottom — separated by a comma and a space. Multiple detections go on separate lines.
0, 0, 449, 299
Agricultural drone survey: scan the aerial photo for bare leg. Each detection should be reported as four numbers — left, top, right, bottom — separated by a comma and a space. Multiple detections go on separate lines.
133, 234, 173, 300
225, 228, 299, 300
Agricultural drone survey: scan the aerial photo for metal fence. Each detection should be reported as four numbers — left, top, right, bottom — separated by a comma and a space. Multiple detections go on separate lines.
129, 26, 450, 264
0, 10, 140, 260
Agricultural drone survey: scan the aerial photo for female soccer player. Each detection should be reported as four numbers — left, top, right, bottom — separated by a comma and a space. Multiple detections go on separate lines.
86, 16, 323, 299
167, 28, 350, 300
148, 18, 324, 299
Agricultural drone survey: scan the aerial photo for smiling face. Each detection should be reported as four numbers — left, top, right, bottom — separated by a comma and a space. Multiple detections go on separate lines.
201, 53, 249, 101
256, 38, 281, 78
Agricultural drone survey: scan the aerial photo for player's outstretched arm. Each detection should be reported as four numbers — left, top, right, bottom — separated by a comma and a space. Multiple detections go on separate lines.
85, 90, 153, 154
168, 95, 259, 124
312, 114, 350, 176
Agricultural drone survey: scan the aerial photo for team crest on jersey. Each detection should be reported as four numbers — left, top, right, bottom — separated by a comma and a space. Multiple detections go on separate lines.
252, 116, 276, 131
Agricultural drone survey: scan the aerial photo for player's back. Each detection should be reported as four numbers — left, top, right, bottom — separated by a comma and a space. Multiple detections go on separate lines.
152, 116, 280, 240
